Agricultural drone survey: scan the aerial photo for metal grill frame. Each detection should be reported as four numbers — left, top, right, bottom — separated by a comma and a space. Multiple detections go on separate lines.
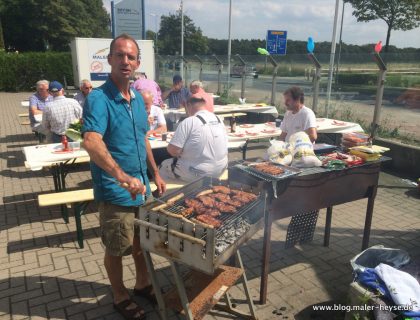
136, 177, 267, 275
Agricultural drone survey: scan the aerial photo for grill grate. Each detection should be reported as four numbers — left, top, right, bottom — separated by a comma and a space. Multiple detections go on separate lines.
234, 162, 301, 182
159, 181, 262, 239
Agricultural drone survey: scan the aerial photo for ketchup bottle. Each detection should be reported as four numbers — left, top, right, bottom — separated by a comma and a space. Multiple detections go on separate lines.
61, 135, 68, 150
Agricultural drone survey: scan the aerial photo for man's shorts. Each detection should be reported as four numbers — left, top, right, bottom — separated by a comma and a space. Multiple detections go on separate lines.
99, 202, 139, 257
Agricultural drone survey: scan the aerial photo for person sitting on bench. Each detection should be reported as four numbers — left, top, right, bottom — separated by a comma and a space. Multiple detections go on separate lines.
159, 97, 228, 182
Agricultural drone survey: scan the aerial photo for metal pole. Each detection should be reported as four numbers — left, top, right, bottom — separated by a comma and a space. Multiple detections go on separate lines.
180, 0, 184, 80
326, 0, 340, 116
335, 1, 345, 85
227, 0, 232, 96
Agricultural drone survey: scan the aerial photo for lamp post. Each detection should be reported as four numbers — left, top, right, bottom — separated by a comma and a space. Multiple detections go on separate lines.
149, 13, 159, 54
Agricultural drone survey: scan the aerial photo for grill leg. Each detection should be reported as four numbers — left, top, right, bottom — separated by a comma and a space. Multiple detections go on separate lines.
170, 261, 194, 320
143, 251, 168, 320
236, 250, 257, 319
324, 206, 333, 247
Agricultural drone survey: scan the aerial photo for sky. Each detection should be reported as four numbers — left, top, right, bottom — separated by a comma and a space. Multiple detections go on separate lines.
104, 0, 420, 49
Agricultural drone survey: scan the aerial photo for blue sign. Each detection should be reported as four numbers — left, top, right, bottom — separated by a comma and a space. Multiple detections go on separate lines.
266, 30, 287, 55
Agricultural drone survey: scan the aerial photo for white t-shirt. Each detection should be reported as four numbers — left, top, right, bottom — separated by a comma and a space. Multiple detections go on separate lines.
280, 106, 316, 142
149, 105, 166, 130
170, 110, 228, 177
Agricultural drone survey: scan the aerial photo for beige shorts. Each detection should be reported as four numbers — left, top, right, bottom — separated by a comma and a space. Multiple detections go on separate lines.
99, 202, 139, 256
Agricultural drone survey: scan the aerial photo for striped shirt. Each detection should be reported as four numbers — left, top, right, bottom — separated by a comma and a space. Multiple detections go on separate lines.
41, 96, 83, 135
167, 87, 191, 109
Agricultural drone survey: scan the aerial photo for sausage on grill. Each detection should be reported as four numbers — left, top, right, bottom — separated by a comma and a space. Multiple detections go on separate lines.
212, 185, 231, 194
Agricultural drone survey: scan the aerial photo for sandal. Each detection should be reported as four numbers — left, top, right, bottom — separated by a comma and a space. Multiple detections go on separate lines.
113, 298, 146, 320
133, 285, 157, 304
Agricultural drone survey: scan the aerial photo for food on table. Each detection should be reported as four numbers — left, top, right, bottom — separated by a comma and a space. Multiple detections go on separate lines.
239, 124, 254, 128
252, 163, 285, 175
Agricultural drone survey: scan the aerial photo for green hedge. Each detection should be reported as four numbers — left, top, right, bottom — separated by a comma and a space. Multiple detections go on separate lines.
336, 73, 377, 85
0, 51, 73, 92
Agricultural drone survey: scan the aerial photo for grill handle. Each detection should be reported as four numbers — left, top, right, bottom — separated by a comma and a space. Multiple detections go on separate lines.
168, 230, 206, 246
134, 220, 206, 246
134, 220, 166, 232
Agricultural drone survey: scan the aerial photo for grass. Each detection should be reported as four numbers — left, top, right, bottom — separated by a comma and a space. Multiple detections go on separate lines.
317, 101, 420, 147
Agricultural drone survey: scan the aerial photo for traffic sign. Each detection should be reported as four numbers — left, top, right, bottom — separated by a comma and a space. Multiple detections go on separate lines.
266, 30, 287, 55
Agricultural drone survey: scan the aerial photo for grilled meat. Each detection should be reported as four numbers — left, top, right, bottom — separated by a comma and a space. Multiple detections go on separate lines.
197, 195, 217, 207
184, 198, 205, 211
253, 163, 284, 175
179, 207, 194, 217
195, 206, 221, 217
230, 190, 258, 203
214, 201, 236, 213
209, 193, 242, 208
212, 185, 231, 194
208, 193, 230, 202
196, 214, 221, 228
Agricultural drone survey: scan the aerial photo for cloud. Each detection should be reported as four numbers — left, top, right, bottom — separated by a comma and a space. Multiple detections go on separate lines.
103, 0, 420, 48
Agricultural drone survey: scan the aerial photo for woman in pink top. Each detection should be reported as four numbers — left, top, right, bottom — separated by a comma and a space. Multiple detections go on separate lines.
189, 80, 214, 112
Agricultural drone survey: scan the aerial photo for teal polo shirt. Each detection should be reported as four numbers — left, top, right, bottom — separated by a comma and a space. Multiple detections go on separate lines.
82, 78, 150, 207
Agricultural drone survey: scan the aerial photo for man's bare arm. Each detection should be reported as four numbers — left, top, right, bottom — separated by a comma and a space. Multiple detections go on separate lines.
30, 106, 43, 115
167, 143, 182, 157
306, 127, 317, 142
279, 131, 287, 142
83, 132, 145, 196
145, 138, 166, 195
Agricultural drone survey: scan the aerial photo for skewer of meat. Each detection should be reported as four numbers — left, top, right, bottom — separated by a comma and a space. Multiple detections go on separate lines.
212, 185, 231, 194
195, 214, 221, 228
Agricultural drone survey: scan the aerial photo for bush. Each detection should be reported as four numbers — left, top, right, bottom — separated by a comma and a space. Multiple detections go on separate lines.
336, 73, 377, 86
0, 51, 73, 92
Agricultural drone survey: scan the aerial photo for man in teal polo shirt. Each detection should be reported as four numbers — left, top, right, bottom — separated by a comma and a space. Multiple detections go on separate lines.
82, 33, 166, 320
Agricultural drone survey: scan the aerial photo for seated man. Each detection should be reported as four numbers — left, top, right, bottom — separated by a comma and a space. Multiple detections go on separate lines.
162, 75, 191, 109
29, 79, 53, 131
279, 86, 317, 142
40, 81, 83, 143
189, 80, 214, 112
74, 79, 93, 108
159, 97, 228, 182
140, 90, 167, 135
132, 73, 164, 107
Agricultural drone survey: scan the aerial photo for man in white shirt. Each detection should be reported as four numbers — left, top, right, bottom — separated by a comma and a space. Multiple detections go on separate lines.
140, 90, 167, 135
279, 86, 317, 142
159, 97, 228, 182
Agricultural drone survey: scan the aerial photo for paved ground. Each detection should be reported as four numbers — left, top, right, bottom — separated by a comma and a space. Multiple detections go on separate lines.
0, 92, 419, 320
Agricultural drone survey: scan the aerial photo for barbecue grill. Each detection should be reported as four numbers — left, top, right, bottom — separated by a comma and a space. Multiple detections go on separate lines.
136, 176, 266, 275
136, 176, 265, 319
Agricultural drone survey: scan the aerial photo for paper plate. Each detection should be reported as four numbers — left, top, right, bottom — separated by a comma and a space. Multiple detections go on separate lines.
239, 124, 254, 128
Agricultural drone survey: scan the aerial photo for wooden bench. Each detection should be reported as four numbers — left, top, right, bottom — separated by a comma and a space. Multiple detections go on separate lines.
37, 182, 186, 248
18, 113, 30, 125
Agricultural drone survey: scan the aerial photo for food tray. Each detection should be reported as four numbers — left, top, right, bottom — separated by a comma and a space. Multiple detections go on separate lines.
234, 161, 301, 181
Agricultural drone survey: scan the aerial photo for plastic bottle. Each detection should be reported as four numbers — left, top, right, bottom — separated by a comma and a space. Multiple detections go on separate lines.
61, 135, 69, 150
230, 116, 237, 133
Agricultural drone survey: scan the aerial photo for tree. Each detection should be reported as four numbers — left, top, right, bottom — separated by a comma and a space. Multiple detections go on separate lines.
0, 0, 111, 52
344, 0, 420, 52
158, 11, 208, 55
0, 17, 4, 50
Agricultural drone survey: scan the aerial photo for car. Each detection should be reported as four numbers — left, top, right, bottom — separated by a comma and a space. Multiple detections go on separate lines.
230, 64, 258, 79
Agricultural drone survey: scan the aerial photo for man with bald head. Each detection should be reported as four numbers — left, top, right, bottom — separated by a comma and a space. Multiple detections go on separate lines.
141, 90, 167, 135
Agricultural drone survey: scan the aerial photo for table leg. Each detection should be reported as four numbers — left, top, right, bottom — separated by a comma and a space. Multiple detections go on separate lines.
260, 208, 272, 305
324, 206, 333, 247
241, 139, 250, 160
362, 185, 377, 250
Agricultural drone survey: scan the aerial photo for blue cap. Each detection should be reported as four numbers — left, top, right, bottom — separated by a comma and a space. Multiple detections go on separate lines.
49, 81, 63, 92
173, 74, 182, 84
